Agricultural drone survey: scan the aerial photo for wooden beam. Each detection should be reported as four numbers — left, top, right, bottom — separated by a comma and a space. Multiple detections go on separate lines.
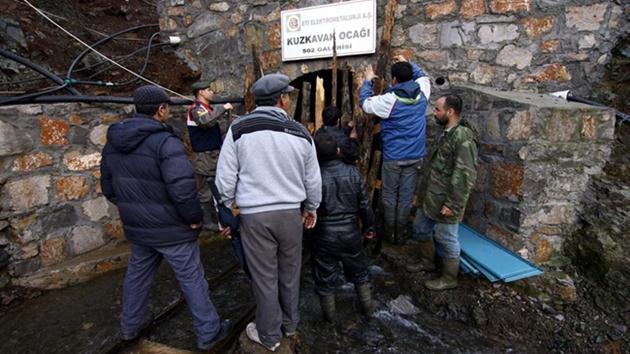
243, 65, 255, 112
331, 31, 338, 106
301, 81, 311, 124
315, 76, 325, 131
341, 63, 352, 123
373, 0, 397, 95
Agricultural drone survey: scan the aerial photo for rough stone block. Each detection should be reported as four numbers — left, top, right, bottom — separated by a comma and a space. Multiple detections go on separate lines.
268, 22, 281, 49
37, 205, 79, 235
67, 226, 106, 255
523, 204, 574, 227
209, 2, 229, 12
56, 176, 89, 201
461, 0, 485, 19
478, 24, 520, 45
565, 3, 608, 32
540, 40, 560, 53
10, 258, 41, 277
187, 12, 221, 38
506, 111, 533, 140
12, 152, 53, 172
578, 34, 596, 49
425, 0, 457, 19
523, 63, 571, 83
0, 120, 33, 157
40, 237, 66, 266
439, 21, 475, 47
408, 23, 438, 48
486, 223, 521, 249
416, 50, 449, 63
540, 109, 579, 142
100, 114, 121, 124
39, 117, 69, 146
105, 220, 125, 240
3, 175, 50, 211
89, 125, 109, 146
471, 63, 497, 84
68, 114, 85, 125
82, 196, 112, 222
496, 45, 533, 70
491, 163, 524, 200
167, 6, 184, 16
521, 17, 554, 38
63, 151, 101, 171
489, 0, 531, 14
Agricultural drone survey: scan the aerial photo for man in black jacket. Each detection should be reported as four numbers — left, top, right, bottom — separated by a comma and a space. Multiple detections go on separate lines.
100, 86, 222, 350
311, 133, 375, 322
313, 106, 359, 164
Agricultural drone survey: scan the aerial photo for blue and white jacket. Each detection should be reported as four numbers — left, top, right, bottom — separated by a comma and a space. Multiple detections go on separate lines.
359, 62, 431, 162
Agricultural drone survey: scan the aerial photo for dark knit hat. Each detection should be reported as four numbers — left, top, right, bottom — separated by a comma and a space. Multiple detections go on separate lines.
191, 80, 211, 92
133, 85, 172, 105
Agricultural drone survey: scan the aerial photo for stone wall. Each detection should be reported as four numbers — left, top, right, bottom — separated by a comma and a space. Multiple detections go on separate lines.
158, 0, 628, 98
0, 103, 132, 285
445, 84, 615, 263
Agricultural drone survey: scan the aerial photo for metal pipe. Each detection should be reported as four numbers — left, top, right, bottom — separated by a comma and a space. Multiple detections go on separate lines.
0, 48, 81, 95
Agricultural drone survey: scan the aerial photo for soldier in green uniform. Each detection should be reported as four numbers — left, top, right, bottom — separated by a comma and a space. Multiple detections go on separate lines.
406, 94, 478, 291
187, 81, 233, 230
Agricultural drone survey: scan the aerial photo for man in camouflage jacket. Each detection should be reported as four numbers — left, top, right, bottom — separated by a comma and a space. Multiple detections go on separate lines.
406, 94, 478, 291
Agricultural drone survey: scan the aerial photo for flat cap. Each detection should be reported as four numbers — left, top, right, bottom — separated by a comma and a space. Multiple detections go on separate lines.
192, 80, 211, 91
133, 85, 171, 105
252, 73, 295, 99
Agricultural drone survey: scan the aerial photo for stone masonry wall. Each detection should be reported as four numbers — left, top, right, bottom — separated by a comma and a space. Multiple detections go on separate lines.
158, 0, 628, 98
446, 84, 616, 263
0, 103, 132, 285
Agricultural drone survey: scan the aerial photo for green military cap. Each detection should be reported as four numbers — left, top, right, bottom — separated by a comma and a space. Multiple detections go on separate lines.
191, 80, 211, 91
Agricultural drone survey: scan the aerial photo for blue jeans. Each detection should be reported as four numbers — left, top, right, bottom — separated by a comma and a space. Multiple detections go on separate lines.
121, 241, 220, 346
413, 210, 460, 259
381, 160, 422, 229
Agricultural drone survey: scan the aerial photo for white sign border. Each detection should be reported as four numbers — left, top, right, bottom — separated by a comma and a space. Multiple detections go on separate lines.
280, 0, 377, 62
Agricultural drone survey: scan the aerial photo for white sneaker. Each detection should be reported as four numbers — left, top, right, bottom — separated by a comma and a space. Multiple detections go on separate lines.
245, 322, 280, 352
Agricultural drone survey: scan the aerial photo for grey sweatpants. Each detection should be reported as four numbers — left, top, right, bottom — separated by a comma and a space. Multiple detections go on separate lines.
240, 208, 303, 346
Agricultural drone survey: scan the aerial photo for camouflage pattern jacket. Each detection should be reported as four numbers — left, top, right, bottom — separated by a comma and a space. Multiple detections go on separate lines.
419, 121, 478, 224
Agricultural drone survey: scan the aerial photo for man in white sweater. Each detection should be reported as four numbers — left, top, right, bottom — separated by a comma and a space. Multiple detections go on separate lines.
215, 73, 322, 351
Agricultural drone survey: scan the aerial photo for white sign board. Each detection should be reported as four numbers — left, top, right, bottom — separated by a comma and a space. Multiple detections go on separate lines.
281, 0, 377, 62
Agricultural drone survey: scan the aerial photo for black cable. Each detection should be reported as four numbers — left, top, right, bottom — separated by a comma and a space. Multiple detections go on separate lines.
0, 84, 70, 105
86, 42, 169, 80
0, 94, 244, 106
0, 48, 81, 95
66, 24, 158, 82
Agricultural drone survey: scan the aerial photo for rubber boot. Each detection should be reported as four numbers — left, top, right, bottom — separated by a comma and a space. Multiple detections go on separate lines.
405, 240, 436, 273
319, 294, 336, 322
424, 258, 459, 290
355, 283, 375, 316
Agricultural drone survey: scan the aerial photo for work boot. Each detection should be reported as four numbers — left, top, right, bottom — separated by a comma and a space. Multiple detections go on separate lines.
319, 294, 336, 322
395, 222, 408, 245
405, 240, 436, 273
355, 283, 375, 316
424, 258, 459, 291
384, 207, 396, 244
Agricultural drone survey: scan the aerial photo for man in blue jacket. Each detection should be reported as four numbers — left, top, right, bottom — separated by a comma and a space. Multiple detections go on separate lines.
100, 85, 223, 350
360, 56, 431, 245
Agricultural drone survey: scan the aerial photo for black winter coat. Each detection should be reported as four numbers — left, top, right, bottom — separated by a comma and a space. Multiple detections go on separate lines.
100, 114, 203, 247
316, 159, 374, 233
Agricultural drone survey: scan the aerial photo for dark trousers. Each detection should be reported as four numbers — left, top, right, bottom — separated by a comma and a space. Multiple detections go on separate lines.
121, 241, 220, 346
240, 209, 303, 346
311, 220, 369, 296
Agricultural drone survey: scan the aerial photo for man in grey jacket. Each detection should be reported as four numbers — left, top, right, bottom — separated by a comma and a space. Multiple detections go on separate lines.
216, 73, 321, 351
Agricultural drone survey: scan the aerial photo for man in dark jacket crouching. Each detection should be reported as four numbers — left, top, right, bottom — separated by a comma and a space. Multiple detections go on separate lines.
311, 133, 375, 322
100, 86, 223, 350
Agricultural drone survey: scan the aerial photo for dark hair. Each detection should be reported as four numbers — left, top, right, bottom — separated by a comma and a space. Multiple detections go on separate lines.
135, 103, 162, 116
193, 88, 202, 97
314, 132, 338, 162
391, 62, 413, 83
442, 94, 463, 115
322, 106, 341, 126
255, 93, 282, 107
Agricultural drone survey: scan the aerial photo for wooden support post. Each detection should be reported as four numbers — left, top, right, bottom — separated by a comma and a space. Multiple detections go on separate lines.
301, 81, 312, 132
341, 63, 352, 122
315, 76, 325, 131
373, 0, 397, 95
331, 32, 338, 107
243, 65, 256, 112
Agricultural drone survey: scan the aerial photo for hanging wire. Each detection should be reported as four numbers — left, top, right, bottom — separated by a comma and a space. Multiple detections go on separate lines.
21, 0, 192, 101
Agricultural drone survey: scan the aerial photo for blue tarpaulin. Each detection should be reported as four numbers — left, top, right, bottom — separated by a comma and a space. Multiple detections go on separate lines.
458, 224, 543, 283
